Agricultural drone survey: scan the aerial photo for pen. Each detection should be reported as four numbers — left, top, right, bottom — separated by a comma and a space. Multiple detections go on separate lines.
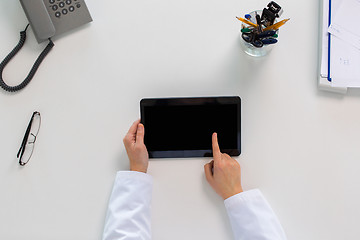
263, 18, 290, 31
256, 30, 277, 39
241, 28, 253, 33
236, 16, 258, 28
261, 38, 278, 44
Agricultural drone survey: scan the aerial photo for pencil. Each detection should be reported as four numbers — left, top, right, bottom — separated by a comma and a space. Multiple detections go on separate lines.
263, 18, 290, 31
236, 16, 258, 28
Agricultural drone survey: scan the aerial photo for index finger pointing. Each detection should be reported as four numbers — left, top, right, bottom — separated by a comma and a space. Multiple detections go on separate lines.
212, 132, 222, 160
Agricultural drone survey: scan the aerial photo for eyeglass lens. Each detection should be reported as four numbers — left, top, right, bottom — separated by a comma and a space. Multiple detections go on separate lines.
19, 112, 41, 166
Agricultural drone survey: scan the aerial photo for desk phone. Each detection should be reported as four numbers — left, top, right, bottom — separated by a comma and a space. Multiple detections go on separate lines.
20, 0, 92, 43
0, 0, 92, 92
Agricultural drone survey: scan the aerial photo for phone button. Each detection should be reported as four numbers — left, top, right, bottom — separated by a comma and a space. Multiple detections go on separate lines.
59, 2, 65, 8
52, 5, 58, 11
66, 0, 72, 4
55, 12, 61, 18
49, 0, 55, 3
69, 6, 75, 12
62, 9, 68, 15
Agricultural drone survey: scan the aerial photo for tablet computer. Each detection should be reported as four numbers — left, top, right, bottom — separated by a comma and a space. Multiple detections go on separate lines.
140, 96, 241, 158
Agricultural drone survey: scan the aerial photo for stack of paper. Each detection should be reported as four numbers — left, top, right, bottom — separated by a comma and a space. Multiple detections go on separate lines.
325, 0, 360, 88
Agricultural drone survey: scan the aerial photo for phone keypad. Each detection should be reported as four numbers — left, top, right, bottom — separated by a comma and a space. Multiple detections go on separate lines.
48, 0, 81, 18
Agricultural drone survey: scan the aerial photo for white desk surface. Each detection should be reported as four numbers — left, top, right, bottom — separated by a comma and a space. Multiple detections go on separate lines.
1, 0, 360, 239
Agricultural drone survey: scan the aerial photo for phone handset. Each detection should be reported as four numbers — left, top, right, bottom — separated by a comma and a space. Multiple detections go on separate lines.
19, 0, 56, 43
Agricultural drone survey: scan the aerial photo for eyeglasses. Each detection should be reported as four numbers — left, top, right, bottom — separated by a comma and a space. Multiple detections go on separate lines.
17, 111, 41, 166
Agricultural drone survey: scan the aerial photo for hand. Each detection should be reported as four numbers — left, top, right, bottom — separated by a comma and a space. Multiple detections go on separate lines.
123, 119, 149, 173
204, 133, 243, 200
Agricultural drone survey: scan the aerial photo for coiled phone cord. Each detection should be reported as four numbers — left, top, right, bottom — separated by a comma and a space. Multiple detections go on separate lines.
0, 24, 54, 92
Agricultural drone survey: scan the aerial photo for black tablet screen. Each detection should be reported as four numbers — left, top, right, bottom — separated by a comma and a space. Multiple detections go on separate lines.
141, 97, 241, 157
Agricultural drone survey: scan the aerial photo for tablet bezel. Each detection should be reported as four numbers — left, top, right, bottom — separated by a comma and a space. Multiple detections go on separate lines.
140, 96, 241, 158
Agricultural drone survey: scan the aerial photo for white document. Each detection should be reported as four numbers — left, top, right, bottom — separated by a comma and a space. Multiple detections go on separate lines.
328, 0, 360, 50
330, 35, 360, 87
326, 0, 360, 87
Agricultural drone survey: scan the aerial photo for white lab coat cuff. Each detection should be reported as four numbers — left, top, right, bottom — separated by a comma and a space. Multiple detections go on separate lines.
224, 189, 287, 240
224, 189, 263, 209
115, 170, 153, 184
102, 171, 153, 240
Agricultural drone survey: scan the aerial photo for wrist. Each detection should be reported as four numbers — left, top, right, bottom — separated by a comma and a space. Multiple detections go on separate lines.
223, 187, 243, 200
130, 164, 147, 173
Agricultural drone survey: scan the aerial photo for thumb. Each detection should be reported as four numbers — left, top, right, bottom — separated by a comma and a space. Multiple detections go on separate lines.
136, 123, 145, 144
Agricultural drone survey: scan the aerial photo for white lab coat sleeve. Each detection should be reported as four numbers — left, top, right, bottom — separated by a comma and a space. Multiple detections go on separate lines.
102, 171, 153, 240
224, 189, 287, 240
